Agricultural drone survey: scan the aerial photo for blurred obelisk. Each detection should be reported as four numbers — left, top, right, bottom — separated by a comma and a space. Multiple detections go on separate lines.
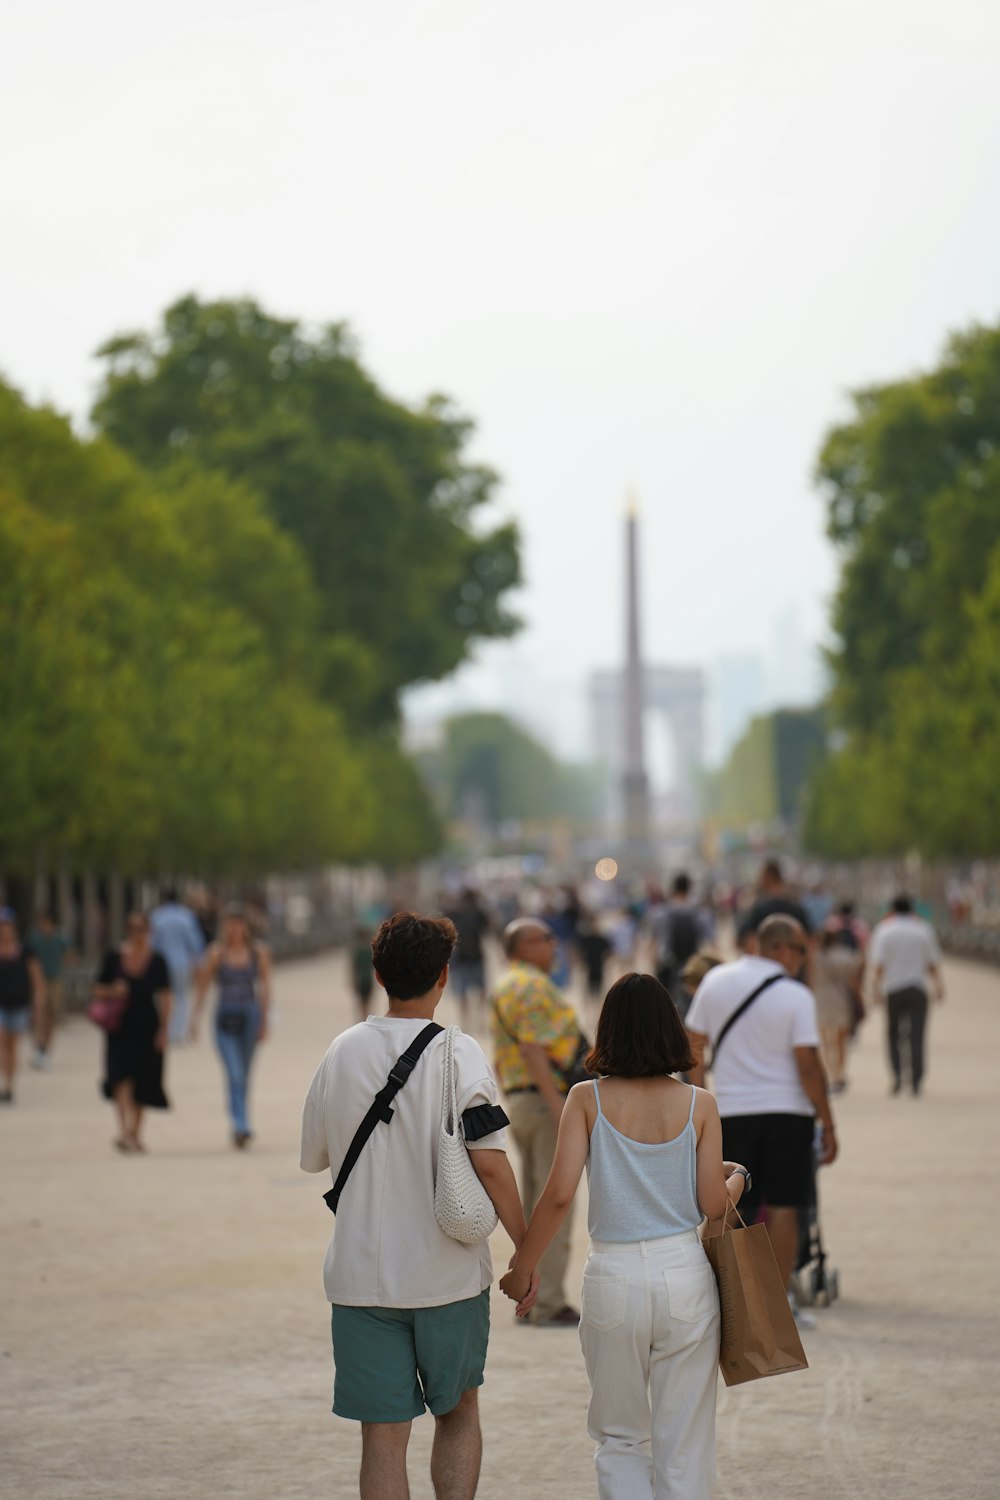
621, 495, 651, 867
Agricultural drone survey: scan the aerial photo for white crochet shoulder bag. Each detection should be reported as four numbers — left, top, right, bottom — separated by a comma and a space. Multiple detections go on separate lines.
433, 1025, 499, 1244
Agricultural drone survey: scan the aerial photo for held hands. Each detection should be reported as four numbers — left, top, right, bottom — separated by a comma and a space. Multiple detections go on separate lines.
499, 1254, 540, 1317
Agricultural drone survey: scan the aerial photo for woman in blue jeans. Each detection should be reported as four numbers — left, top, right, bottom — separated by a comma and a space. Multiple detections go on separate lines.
501, 973, 747, 1500
191, 908, 271, 1148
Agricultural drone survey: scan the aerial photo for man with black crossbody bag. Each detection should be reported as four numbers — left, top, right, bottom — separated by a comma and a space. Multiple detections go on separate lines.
685, 915, 837, 1318
300, 912, 531, 1500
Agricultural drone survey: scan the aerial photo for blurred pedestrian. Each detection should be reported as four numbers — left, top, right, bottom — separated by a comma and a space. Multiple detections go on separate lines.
349, 924, 375, 1019
150, 886, 206, 1044
824, 900, 869, 951
812, 931, 864, 1091
738, 858, 813, 945
444, 888, 491, 1018
491, 918, 585, 1326
675, 951, 723, 1025
191, 907, 271, 1148
648, 874, 705, 996
0, 911, 46, 1104
500, 973, 749, 1500
300, 912, 525, 1500
28, 910, 71, 1070
870, 895, 944, 1097
609, 908, 638, 975
685, 915, 837, 1321
576, 916, 612, 999
93, 911, 171, 1152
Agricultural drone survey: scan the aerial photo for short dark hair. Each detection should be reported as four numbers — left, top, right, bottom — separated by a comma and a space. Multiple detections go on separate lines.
892, 894, 913, 915
672, 873, 691, 896
586, 972, 694, 1078
371, 911, 457, 1000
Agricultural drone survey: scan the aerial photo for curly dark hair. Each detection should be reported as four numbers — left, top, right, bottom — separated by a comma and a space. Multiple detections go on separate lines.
370, 911, 458, 1001
586, 972, 694, 1078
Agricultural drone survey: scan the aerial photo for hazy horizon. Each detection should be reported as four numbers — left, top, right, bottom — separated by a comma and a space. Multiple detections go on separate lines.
5, 0, 999, 773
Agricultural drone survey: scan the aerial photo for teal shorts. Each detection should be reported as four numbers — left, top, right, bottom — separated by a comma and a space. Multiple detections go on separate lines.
331, 1290, 490, 1423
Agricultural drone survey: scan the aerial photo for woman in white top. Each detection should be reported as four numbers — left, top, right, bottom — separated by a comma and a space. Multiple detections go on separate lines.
500, 972, 747, 1500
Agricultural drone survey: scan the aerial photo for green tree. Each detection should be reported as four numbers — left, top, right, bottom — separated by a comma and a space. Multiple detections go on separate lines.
0, 380, 437, 876
420, 712, 600, 830
804, 320, 1000, 858
92, 295, 522, 726
708, 709, 826, 833
818, 323, 1000, 735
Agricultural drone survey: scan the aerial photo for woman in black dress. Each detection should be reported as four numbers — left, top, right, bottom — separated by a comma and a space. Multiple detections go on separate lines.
93, 911, 172, 1152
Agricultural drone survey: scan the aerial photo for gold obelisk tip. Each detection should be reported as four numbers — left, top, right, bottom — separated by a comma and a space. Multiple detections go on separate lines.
626, 487, 639, 519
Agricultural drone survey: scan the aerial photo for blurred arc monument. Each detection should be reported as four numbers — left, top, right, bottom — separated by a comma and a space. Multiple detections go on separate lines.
588, 500, 706, 866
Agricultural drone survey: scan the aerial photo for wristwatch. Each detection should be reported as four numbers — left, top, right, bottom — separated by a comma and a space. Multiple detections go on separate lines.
732, 1166, 752, 1191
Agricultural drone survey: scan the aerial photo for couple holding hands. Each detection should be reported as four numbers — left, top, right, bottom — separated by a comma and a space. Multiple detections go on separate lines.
301, 913, 747, 1500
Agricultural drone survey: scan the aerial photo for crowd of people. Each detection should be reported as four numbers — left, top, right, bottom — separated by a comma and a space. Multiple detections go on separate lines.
298, 860, 947, 1499
0, 891, 272, 1151
0, 860, 949, 1498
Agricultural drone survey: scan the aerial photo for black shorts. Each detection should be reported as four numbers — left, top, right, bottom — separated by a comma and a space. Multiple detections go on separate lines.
722, 1113, 814, 1215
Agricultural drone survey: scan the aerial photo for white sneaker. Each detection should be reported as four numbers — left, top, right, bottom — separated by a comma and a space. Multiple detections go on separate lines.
788, 1291, 816, 1331
31, 1049, 50, 1071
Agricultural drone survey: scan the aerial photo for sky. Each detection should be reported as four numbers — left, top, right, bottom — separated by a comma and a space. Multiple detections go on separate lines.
4, 0, 1000, 768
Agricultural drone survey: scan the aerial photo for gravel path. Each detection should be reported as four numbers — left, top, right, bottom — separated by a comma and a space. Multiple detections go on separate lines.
3, 948, 997, 1498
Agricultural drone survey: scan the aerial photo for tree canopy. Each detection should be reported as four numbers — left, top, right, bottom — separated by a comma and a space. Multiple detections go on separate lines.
92, 295, 522, 727
0, 380, 439, 877
804, 322, 1000, 858
418, 712, 600, 834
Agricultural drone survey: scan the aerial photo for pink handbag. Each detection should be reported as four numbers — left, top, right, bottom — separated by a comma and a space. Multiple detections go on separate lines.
87, 992, 128, 1034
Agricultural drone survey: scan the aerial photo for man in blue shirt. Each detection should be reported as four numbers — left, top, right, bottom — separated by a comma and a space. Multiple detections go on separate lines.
150, 888, 206, 1043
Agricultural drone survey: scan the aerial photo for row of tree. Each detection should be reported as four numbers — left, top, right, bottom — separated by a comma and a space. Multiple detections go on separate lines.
803, 322, 1000, 857
1, 296, 522, 878
417, 711, 601, 838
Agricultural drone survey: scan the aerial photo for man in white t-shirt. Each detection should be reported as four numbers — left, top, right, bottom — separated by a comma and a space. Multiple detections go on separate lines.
685, 914, 837, 1296
870, 896, 944, 1096
300, 912, 531, 1500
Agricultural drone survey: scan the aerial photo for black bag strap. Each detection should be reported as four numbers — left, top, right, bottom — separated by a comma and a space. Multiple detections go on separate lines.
323, 1022, 443, 1215
709, 973, 784, 1068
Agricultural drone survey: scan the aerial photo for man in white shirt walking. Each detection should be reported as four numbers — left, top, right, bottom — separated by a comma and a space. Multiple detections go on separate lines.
870, 895, 944, 1097
685, 915, 837, 1300
300, 911, 531, 1500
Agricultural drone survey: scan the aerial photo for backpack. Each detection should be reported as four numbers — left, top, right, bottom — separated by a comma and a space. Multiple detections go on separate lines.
665, 907, 700, 967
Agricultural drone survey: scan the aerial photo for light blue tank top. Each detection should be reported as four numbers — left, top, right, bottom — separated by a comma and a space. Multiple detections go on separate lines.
586, 1080, 702, 1241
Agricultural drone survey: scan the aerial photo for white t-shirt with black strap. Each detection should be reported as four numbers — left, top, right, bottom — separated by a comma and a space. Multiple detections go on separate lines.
300, 1015, 508, 1308
686, 956, 820, 1118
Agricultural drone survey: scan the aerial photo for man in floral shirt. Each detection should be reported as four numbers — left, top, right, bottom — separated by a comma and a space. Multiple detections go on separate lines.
490, 918, 582, 1325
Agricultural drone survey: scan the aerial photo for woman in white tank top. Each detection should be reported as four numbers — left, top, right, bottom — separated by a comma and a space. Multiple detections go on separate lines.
500, 972, 748, 1500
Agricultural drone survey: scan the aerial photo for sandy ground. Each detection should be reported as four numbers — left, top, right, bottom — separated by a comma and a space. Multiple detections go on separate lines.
3, 947, 998, 1499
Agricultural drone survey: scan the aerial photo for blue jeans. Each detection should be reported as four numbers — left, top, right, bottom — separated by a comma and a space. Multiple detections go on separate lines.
214, 1005, 260, 1135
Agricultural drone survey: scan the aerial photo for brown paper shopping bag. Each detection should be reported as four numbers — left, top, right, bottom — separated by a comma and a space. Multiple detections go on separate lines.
703, 1205, 809, 1387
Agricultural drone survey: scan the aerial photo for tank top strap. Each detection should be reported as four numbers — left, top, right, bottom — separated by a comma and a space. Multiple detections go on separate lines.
687, 1083, 697, 1125
592, 1078, 603, 1116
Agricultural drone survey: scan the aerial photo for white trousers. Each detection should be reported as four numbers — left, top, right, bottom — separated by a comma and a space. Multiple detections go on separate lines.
579, 1230, 720, 1500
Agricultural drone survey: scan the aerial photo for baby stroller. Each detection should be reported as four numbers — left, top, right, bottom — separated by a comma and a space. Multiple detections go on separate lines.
793, 1162, 840, 1308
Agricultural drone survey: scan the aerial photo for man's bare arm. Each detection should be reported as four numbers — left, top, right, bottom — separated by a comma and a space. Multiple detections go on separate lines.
470, 1149, 528, 1246
794, 1045, 837, 1165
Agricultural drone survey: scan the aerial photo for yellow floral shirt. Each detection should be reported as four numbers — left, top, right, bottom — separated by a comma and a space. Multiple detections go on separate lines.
490, 961, 580, 1095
